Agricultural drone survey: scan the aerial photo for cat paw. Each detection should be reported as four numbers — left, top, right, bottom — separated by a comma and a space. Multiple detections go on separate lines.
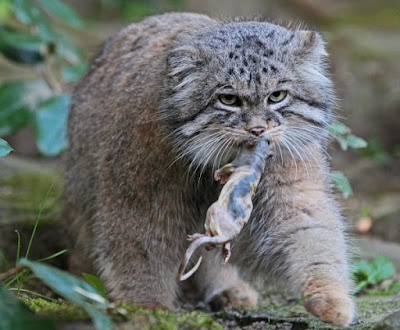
303, 280, 355, 327
207, 281, 258, 311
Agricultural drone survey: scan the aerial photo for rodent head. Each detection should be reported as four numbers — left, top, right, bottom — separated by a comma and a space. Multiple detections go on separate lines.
162, 20, 333, 175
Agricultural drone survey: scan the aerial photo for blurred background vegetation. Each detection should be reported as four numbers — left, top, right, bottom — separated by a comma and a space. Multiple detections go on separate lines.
0, 1, 399, 328
0, 0, 399, 241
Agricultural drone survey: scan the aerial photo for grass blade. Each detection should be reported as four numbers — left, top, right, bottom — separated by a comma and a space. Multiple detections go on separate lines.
25, 183, 54, 260
36, 249, 67, 262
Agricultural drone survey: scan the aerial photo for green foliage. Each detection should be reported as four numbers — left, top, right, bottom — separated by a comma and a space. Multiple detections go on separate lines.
120, 0, 156, 21
0, 80, 51, 136
0, 25, 46, 64
0, 138, 13, 157
3, 182, 65, 293
35, 0, 83, 28
0, 287, 56, 330
352, 256, 395, 294
366, 281, 400, 296
0, 0, 87, 156
331, 171, 353, 198
0, 176, 111, 330
82, 273, 108, 300
0, 0, 12, 21
33, 94, 69, 155
329, 121, 367, 151
359, 137, 391, 164
19, 259, 112, 330
328, 121, 367, 198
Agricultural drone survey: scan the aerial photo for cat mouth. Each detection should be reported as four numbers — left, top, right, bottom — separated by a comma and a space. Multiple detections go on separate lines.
242, 134, 273, 148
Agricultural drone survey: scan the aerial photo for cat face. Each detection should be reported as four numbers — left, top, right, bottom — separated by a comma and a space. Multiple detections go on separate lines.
164, 22, 333, 174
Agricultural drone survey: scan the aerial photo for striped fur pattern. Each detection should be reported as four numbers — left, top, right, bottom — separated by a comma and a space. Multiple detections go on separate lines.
65, 13, 354, 327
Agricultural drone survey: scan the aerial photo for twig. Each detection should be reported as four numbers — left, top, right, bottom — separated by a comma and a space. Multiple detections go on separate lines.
38, 62, 62, 94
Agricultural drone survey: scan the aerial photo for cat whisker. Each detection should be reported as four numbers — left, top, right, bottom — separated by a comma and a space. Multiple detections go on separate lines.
280, 139, 298, 180
283, 135, 310, 178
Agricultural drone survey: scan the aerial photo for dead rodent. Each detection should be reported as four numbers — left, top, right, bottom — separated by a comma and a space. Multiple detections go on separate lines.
65, 13, 355, 326
178, 139, 271, 281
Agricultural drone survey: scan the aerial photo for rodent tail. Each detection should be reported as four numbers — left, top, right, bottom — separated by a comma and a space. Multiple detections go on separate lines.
177, 236, 220, 281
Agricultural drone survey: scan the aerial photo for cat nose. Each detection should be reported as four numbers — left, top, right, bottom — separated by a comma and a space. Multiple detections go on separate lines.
249, 126, 266, 136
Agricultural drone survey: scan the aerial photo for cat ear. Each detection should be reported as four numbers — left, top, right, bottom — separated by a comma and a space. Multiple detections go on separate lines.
295, 30, 328, 61
166, 46, 202, 87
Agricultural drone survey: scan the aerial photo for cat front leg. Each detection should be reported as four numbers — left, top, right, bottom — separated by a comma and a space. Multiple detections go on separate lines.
278, 207, 355, 327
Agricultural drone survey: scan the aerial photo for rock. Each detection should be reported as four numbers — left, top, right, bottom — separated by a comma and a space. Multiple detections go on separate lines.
375, 310, 400, 329
355, 237, 400, 270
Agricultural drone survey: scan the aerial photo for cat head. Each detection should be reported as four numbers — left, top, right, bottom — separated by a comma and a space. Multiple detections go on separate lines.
163, 21, 334, 174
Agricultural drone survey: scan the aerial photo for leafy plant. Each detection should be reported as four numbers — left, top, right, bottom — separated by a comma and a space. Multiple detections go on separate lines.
0, 138, 13, 157
82, 273, 108, 300
19, 259, 112, 330
359, 137, 390, 165
366, 281, 400, 296
328, 121, 367, 198
331, 171, 353, 198
0, 0, 87, 156
2, 183, 68, 294
329, 121, 367, 151
0, 286, 56, 330
0, 177, 111, 329
352, 256, 395, 294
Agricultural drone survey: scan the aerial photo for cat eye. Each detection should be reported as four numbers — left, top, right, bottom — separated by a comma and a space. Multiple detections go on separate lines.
268, 90, 287, 103
218, 94, 241, 106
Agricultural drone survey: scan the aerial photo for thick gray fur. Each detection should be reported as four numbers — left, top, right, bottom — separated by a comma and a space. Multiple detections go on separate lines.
65, 13, 355, 326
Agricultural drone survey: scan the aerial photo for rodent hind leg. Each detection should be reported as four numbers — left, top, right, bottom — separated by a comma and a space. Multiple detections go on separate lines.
187, 248, 258, 311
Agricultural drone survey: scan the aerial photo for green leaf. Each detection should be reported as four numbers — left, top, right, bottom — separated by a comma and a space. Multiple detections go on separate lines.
19, 259, 112, 330
331, 171, 353, 198
352, 256, 395, 294
0, 0, 11, 21
0, 26, 46, 64
369, 256, 395, 284
35, 0, 83, 28
0, 138, 12, 157
11, 0, 55, 40
328, 121, 367, 151
33, 94, 69, 156
0, 286, 55, 330
336, 135, 349, 151
387, 281, 400, 294
12, 0, 41, 24
82, 273, 108, 300
0, 46, 44, 64
328, 121, 350, 135
346, 134, 367, 149
0, 26, 43, 51
0, 80, 52, 136
359, 137, 390, 165
61, 63, 88, 82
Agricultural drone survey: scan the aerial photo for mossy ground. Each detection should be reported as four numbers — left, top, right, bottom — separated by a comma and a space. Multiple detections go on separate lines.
20, 294, 400, 329
215, 294, 400, 329
21, 298, 222, 329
